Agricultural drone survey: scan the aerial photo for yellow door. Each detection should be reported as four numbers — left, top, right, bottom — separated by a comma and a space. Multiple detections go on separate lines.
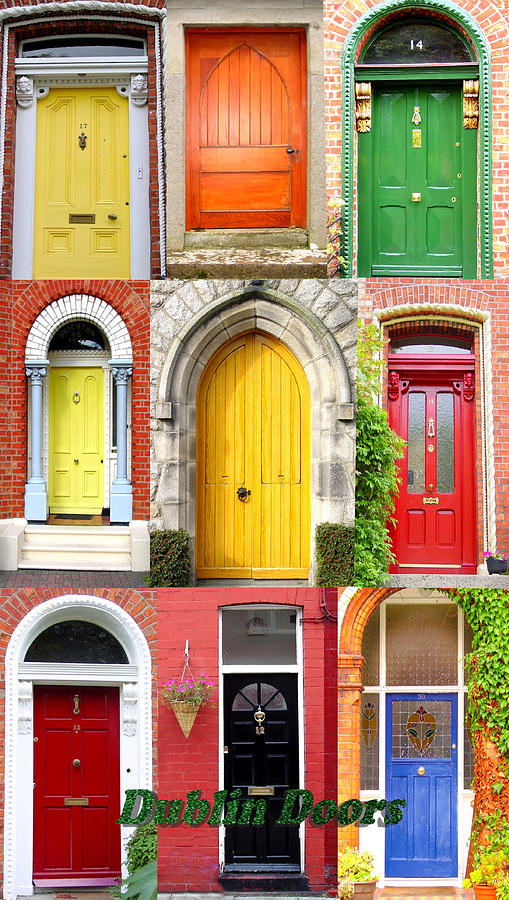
33, 87, 130, 279
49, 367, 104, 514
196, 332, 311, 578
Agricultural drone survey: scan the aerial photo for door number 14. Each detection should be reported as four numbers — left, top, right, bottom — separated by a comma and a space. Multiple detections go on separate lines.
410, 39, 424, 50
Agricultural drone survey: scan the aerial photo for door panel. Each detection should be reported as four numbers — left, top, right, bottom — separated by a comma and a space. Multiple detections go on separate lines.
358, 82, 476, 276
186, 31, 306, 230
388, 367, 476, 572
33, 686, 121, 884
385, 694, 458, 877
224, 674, 300, 869
49, 367, 104, 514
196, 332, 310, 578
34, 87, 129, 278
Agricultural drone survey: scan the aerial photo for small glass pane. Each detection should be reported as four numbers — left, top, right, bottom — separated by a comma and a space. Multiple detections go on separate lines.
391, 336, 472, 354
232, 683, 287, 711
49, 321, 107, 352
25, 621, 128, 663
464, 621, 473, 655
464, 720, 474, 789
392, 699, 451, 759
386, 603, 458, 685
21, 36, 145, 58
362, 21, 474, 64
222, 608, 297, 665
407, 393, 426, 493
436, 393, 454, 493
361, 608, 380, 686
360, 693, 379, 790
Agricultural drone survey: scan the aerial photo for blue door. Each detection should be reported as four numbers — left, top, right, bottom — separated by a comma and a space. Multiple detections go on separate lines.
385, 693, 458, 877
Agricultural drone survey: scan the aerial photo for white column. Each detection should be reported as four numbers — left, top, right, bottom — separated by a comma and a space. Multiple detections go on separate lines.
109, 361, 133, 523
24, 361, 48, 521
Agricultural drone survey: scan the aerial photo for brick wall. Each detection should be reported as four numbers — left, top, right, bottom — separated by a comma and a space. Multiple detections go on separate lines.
359, 278, 509, 568
157, 587, 338, 894
0, 588, 157, 885
0, 0, 164, 278
324, 0, 509, 277
4, 280, 150, 520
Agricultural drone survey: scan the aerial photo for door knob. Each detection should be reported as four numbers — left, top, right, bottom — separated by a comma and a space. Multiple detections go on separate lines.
108, 214, 118, 220
412, 192, 422, 202
236, 486, 251, 502
418, 766, 425, 776
74, 458, 79, 465
286, 147, 297, 154
72, 759, 81, 768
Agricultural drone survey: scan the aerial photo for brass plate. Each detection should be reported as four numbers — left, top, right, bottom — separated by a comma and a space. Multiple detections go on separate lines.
247, 786, 274, 796
412, 129, 422, 148
411, 192, 422, 202
64, 797, 89, 806
69, 214, 95, 224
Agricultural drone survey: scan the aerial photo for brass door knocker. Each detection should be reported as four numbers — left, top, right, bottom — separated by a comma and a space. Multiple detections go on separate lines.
78, 131, 87, 150
72, 694, 80, 715
254, 705, 265, 735
411, 106, 421, 125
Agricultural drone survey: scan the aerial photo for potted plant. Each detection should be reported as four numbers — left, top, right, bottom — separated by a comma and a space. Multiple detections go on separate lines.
337, 849, 378, 899
160, 672, 215, 738
483, 551, 508, 575
497, 874, 509, 900
463, 850, 507, 899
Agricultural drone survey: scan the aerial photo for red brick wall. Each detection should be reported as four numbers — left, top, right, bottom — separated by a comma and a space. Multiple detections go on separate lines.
0, 283, 13, 516
4, 280, 150, 520
0, 588, 158, 884
359, 278, 509, 567
0, 1, 165, 278
157, 587, 338, 894
324, 0, 509, 277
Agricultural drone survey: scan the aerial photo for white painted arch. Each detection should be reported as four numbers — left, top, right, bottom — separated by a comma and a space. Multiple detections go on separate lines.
3, 595, 153, 900
25, 294, 132, 362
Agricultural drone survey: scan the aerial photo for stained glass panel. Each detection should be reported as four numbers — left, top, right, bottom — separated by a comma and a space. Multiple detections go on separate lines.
392, 700, 451, 759
436, 392, 455, 493
386, 603, 458, 685
360, 693, 379, 790
407, 393, 426, 493
361, 607, 380, 686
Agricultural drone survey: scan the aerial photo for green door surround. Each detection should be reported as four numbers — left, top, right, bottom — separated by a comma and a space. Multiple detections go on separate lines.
340, 0, 493, 279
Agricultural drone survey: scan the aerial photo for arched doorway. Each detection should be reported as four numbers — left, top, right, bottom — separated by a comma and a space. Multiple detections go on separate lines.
196, 331, 311, 579
356, 15, 478, 276
3, 595, 153, 899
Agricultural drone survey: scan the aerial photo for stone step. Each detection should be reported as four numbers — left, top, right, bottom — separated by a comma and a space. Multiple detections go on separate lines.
24, 524, 130, 548
166, 248, 327, 279
20, 525, 131, 569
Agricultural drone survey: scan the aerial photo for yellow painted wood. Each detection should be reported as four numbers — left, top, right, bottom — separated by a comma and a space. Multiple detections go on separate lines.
49, 367, 104, 514
33, 87, 130, 278
196, 331, 310, 578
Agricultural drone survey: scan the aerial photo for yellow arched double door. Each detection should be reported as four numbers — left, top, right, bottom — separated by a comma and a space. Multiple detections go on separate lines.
196, 331, 311, 579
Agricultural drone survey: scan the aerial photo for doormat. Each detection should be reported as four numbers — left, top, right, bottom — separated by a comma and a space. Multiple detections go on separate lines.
52, 893, 113, 899
54, 515, 94, 521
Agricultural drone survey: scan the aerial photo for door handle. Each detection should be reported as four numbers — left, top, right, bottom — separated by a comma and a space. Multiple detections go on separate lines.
423, 497, 439, 505
236, 486, 251, 502
286, 147, 297, 154
411, 192, 422, 202
74, 458, 79, 465
108, 214, 118, 220
418, 766, 425, 776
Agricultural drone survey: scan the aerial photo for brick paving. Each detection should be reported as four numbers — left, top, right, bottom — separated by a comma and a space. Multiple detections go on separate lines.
0, 570, 149, 589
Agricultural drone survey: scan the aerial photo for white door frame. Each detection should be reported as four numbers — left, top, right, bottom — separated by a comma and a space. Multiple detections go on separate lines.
12, 60, 150, 279
218, 605, 305, 874
3, 595, 153, 900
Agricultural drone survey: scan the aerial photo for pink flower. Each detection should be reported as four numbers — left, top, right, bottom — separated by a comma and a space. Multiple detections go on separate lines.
179, 685, 186, 693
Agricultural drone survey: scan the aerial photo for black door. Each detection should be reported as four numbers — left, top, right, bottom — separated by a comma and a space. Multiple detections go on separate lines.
224, 674, 300, 870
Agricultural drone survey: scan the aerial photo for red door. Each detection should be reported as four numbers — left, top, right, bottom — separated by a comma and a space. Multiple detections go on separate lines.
388, 362, 476, 573
33, 686, 121, 886
186, 29, 306, 230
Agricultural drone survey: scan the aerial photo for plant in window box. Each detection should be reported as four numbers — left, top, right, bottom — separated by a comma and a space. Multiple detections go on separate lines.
337, 849, 378, 899
160, 669, 215, 738
483, 551, 508, 575
463, 850, 508, 899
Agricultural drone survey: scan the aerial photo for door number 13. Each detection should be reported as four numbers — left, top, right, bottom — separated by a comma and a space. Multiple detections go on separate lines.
410, 39, 424, 50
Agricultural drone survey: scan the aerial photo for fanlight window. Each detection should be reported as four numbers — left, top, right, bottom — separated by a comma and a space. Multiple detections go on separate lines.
390, 335, 472, 354
232, 682, 288, 711
21, 36, 146, 58
24, 621, 129, 664
361, 19, 475, 65
49, 320, 108, 352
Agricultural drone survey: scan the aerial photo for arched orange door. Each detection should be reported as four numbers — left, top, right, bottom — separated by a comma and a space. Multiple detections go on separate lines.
196, 332, 311, 579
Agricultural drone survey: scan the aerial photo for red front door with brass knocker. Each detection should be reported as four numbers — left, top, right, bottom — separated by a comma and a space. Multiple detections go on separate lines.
33, 686, 121, 886
388, 347, 476, 573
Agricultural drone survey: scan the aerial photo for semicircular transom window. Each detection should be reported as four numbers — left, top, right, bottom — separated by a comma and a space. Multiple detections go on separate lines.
21, 36, 146, 59
232, 682, 288, 711
24, 621, 129, 664
390, 335, 473, 354
49, 320, 108, 352
361, 19, 475, 65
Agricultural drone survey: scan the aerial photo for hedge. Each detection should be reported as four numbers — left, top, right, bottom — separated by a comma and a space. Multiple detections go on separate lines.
149, 529, 191, 587
315, 523, 354, 586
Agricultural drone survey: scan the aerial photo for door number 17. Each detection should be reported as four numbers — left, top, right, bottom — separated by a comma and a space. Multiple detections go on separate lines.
410, 39, 424, 50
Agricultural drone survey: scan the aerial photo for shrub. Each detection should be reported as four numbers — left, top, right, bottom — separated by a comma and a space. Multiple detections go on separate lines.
315, 523, 354, 586
125, 821, 157, 873
149, 529, 191, 587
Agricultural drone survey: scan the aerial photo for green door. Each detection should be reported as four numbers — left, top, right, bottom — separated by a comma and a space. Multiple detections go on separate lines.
358, 82, 477, 277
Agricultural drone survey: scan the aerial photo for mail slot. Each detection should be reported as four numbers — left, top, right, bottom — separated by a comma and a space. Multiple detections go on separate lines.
248, 786, 274, 796
64, 797, 89, 806
69, 214, 95, 224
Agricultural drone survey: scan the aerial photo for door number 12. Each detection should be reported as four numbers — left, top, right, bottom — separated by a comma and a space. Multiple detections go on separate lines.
410, 39, 424, 50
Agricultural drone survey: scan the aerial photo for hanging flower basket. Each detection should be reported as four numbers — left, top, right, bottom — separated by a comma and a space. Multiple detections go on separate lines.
167, 700, 201, 739
160, 653, 215, 739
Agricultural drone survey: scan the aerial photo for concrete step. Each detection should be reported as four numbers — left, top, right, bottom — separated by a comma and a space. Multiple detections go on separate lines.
19, 525, 131, 570
24, 524, 130, 548
166, 248, 327, 279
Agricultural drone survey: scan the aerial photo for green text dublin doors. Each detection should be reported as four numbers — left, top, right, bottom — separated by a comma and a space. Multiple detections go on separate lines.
358, 82, 476, 277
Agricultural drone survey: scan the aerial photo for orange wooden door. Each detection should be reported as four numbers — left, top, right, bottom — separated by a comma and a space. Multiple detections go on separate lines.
186, 30, 306, 230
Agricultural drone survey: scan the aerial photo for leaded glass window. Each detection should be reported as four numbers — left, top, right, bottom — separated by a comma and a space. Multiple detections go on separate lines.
361, 20, 474, 65
25, 621, 128, 664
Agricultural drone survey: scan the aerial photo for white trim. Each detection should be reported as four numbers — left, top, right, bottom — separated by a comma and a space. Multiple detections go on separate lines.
26, 294, 132, 361
3, 595, 153, 900
1, 7, 166, 277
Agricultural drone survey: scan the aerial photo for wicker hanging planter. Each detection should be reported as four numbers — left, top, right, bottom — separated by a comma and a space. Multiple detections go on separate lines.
168, 699, 201, 739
